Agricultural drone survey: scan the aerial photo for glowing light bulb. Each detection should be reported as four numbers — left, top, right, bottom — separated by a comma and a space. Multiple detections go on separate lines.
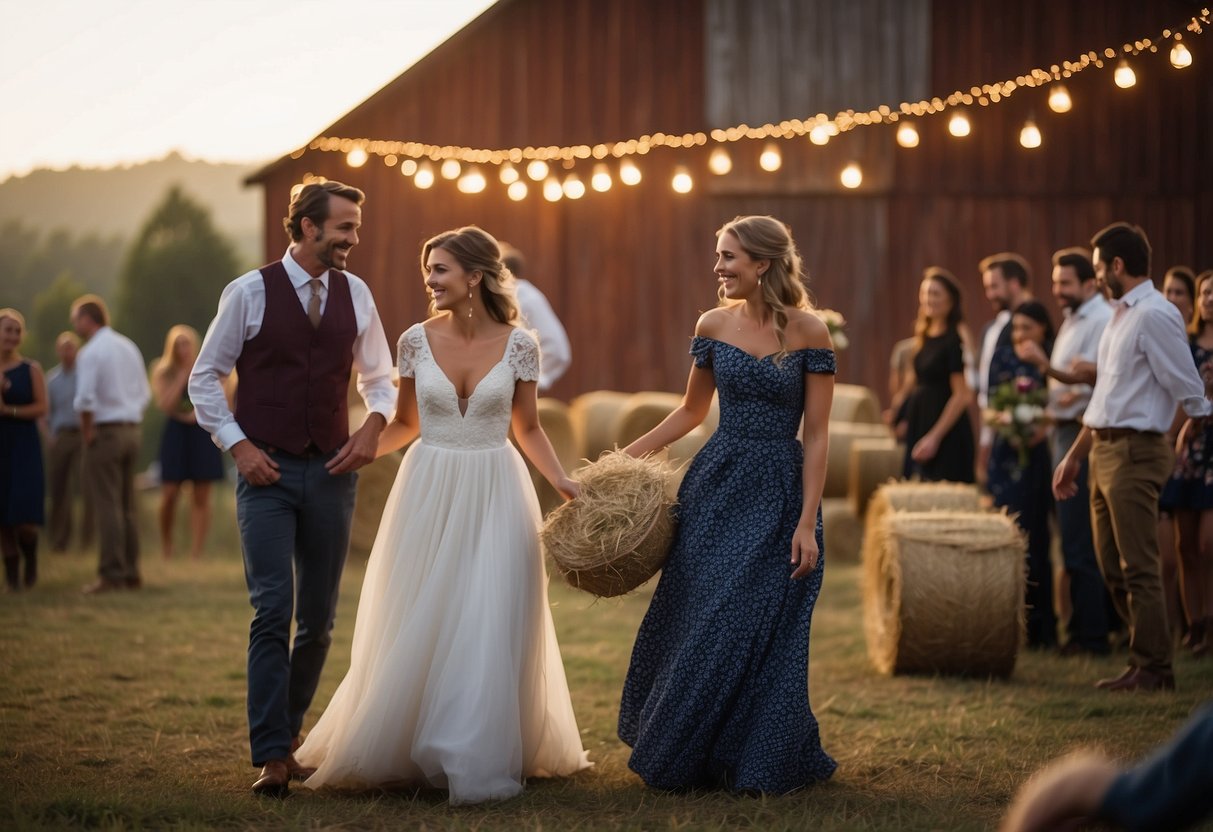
1114, 59, 1136, 88
400, 159, 418, 176
499, 162, 519, 184
413, 162, 435, 189
809, 125, 831, 145
1019, 119, 1042, 149
507, 180, 528, 201
542, 176, 563, 201
1171, 41, 1193, 68
840, 163, 862, 189
619, 159, 642, 186
456, 167, 486, 193
708, 147, 732, 175
1048, 84, 1073, 113
562, 174, 585, 199
671, 166, 693, 193
591, 163, 612, 192
948, 112, 971, 137
759, 142, 782, 172
527, 160, 549, 180
896, 123, 919, 148
346, 147, 368, 167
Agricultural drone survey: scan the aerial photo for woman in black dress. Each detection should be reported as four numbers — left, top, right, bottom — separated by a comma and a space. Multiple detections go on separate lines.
898, 268, 975, 482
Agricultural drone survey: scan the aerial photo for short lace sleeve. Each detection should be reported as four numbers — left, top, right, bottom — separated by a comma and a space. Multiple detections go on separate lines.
397, 325, 425, 379
508, 328, 541, 383
689, 336, 714, 369
801, 348, 837, 375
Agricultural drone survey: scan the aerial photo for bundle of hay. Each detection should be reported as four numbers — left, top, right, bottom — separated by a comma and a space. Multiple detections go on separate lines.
848, 436, 903, 517
825, 422, 892, 498
541, 450, 676, 597
569, 391, 630, 461
821, 497, 862, 563
613, 392, 682, 449
830, 384, 882, 424
863, 510, 1024, 677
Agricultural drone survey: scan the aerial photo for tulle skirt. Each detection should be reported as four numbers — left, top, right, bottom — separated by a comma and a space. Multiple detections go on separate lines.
295, 440, 590, 803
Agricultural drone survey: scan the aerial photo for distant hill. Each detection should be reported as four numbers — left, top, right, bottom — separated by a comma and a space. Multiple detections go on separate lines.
0, 152, 264, 266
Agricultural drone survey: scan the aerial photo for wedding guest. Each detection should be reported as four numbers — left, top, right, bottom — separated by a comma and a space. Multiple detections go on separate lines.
0, 309, 47, 591
619, 215, 836, 793
72, 295, 150, 594
976, 253, 1032, 484
1164, 266, 1196, 326
151, 325, 224, 560
988, 300, 1057, 649
1054, 223, 1211, 692
900, 267, 975, 482
499, 243, 571, 392
45, 331, 93, 552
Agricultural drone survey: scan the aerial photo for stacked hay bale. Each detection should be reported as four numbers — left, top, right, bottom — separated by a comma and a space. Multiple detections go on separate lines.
830, 383, 882, 424
569, 390, 630, 462
820, 410, 893, 563
613, 392, 683, 449
861, 482, 1023, 678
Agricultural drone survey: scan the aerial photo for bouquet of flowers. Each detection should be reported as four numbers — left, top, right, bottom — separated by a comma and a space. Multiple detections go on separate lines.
817, 308, 848, 351
984, 375, 1048, 469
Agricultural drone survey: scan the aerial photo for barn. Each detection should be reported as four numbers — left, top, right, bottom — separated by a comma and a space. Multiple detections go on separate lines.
247, 0, 1213, 402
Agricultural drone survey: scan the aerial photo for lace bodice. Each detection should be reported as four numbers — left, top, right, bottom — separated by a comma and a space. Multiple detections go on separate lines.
397, 324, 539, 450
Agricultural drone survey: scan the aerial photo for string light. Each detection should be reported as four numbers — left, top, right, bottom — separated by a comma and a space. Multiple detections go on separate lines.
809, 124, 832, 145
562, 173, 586, 199
456, 167, 487, 193
507, 180, 528, 201
896, 122, 920, 148
527, 160, 549, 180
414, 162, 435, 189
440, 159, 461, 179
591, 163, 613, 191
619, 159, 642, 186
1171, 40, 1193, 67
499, 162, 519, 184
1019, 118, 1042, 148
759, 142, 782, 171
542, 176, 563, 201
1114, 59, 1137, 87
840, 162, 863, 189
400, 158, 418, 176
671, 166, 693, 193
346, 147, 368, 167
1047, 84, 1073, 112
948, 112, 972, 137
708, 147, 732, 174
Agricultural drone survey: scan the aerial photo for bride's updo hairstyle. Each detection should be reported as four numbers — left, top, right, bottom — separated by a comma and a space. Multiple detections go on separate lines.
421, 226, 521, 326
716, 215, 814, 366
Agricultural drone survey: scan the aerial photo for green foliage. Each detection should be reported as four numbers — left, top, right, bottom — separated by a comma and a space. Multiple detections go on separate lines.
116, 185, 239, 361
26, 273, 87, 366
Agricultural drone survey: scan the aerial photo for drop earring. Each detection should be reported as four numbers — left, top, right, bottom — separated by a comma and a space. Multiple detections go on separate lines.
467, 285, 473, 318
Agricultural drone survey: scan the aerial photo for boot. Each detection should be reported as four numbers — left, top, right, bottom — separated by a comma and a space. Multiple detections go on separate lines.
18, 533, 37, 588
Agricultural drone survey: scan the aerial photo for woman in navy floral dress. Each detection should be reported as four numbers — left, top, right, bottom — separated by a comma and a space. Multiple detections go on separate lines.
619, 216, 836, 793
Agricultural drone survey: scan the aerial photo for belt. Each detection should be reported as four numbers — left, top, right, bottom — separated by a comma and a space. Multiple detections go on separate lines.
1091, 427, 1162, 441
96, 421, 139, 428
252, 440, 326, 459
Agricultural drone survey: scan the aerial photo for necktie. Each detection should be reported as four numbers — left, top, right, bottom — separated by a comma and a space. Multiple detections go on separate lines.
307, 278, 323, 328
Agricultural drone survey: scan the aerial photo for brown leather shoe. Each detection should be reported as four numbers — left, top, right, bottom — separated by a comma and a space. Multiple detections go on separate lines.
251, 759, 290, 797
1109, 667, 1176, 693
81, 579, 124, 595
1094, 666, 1137, 690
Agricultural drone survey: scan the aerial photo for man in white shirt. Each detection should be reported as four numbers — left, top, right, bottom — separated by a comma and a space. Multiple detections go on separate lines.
71, 296, 151, 594
1017, 248, 1115, 656
975, 253, 1031, 482
1054, 223, 1212, 693
500, 243, 571, 392
189, 181, 395, 797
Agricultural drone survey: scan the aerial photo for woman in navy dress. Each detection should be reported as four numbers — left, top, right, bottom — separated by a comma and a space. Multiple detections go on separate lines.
0, 308, 48, 591
151, 325, 224, 560
987, 300, 1057, 649
1167, 269, 1213, 657
898, 268, 975, 482
619, 215, 836, 793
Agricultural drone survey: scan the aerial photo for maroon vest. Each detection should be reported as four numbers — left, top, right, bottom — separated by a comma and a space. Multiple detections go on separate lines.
234, 261, 357, 454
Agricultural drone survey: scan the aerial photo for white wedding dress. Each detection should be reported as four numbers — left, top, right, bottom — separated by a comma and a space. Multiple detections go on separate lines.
295, 323, 590, 803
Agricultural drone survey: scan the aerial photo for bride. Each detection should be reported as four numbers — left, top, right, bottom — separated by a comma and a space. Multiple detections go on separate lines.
294, 226, 591, 803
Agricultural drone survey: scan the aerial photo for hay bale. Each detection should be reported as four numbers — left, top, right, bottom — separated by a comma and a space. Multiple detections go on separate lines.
613, 392, 683, 449
863, 510, 1024, 678
524, 398, 580, 516
825, 422, 891, 498
861, 481, 983, 570
542, 451, 676, 597
569, 391, 630, 461
831, 384, 881, 424
350, 448, 405, 554
848, 437, 903, 517
821, 497, 862, 563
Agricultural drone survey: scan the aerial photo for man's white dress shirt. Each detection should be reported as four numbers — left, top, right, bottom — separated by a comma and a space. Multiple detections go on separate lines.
1048, 293, 1112, 422
73, 327, 150, 424
515, 278, 571, 391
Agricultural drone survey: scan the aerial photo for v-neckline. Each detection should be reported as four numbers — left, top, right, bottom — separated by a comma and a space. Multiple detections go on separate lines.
421, 326, 516, 416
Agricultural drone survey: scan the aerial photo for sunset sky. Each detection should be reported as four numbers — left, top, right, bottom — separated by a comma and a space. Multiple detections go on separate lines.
0, 0, 495, 180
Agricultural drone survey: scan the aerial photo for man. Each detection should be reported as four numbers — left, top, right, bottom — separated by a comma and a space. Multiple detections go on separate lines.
975, 253, 1032, 482
1016, 248, 1114, 656
189, 181, 395, 797
45, 331, 94, 552
500, 242, 571, 392
71, 296, 150, 594
1054, 222, 1212, 692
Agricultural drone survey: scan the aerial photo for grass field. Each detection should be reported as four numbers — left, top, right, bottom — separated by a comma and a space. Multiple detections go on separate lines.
2, 485, 1211, 831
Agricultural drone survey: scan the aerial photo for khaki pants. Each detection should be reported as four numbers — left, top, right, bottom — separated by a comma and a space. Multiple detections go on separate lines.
1089, 432, 1174, 673
48, 428, 94, 551
84, 423, 142, 584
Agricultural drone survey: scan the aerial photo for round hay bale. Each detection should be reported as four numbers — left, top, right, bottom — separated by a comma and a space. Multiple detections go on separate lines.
613, 392, 683, 450
350, 448, 405, 554
821, 497, 862, 563
542, 451, 676, 597
863, 510, 1025, 678
524, 398, 580, 516
861, 481, 983, 570
848, 437, 903, 517
569, 391, 630, 461
825, 422, 891, 498
831, 384, 881, 424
